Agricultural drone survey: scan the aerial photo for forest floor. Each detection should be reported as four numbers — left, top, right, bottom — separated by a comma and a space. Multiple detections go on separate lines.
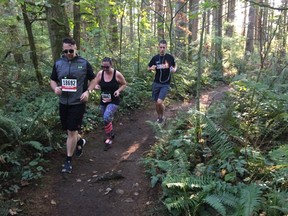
15, 83, 230, 216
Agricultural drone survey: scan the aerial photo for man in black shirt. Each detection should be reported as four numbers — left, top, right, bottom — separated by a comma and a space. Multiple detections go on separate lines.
148, 39, 177, 123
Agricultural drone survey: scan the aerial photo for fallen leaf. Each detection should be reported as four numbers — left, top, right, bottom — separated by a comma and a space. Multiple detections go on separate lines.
9, 208, 18, 215
104, 187, 112, 195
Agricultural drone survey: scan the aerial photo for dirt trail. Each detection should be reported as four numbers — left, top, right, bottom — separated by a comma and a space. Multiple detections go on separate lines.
17, 84, 229, 216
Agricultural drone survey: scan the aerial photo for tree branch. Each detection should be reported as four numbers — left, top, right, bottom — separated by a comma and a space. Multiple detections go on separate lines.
245, 0, 288, 11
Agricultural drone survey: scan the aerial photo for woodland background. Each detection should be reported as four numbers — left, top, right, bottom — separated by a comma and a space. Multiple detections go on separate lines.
0, 0, 288, 215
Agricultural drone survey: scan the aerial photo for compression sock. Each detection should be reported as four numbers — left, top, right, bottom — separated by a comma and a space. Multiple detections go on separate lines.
104, 122, 113, 138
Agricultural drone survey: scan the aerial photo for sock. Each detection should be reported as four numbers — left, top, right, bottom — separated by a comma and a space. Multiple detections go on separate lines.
66, 156, 72, 163
77, 138, 84, 146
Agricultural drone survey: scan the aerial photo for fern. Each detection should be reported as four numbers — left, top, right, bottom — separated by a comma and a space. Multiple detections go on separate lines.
188, 109, 235, 160
239, 184, 262, 216
165, 195, 197, 215
163, 175, 216, 215
23, 141, 44, 152
262, 190, 288, 215
0, 115, 21, 145
204, 194, 227, 216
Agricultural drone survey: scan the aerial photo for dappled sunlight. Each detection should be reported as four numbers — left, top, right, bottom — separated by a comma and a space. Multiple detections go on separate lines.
120, 143, 140, 161
119, 135, 149, 161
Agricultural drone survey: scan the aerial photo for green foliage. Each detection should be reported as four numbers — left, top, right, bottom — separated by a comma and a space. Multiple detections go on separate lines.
261, 190, 288, 215
267, 145, 288, 189
239, 184, 262, 216
0, 75, 57, 196
0, 199, 20, 216
208, 79, 288, 148
82, 102, 102, 132
169, 60, 197, 100
143, 107, 288, 215
0, 114, 21, 146
120, 77, 151, 110
204, 195, 226, 216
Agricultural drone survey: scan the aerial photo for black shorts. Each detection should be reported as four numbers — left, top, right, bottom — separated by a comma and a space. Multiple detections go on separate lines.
59, 103, 86, 131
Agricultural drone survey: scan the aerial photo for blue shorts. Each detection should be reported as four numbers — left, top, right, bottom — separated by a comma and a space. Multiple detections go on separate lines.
59, 103, 86, 131
152, 82, 170, 101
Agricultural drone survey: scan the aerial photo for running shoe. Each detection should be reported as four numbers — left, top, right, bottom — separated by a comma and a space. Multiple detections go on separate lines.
61, 161, 72, 173
156, 117, 165, 124
75, 138, 86, 157
104, 139, 113, 151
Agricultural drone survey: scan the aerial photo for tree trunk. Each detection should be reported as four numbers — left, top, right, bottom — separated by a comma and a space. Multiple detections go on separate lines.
188, 0, 199, 61
195, 12, 206, 142
241, 1, 248, 36
213, 0, 223, 80
109, 5, 118, 51
46, 0, 70, 62
137, 0, 145, 75
175, 0, 187, 59
119, 3, 127, 69
225, 0, 235, 37
21, 2, 43, 85
206, 9, 210, 34
73, 0, 81, 50
245, 2, 256, 57
4, 1, 24, 73
196, 12, 206, 112
281, 0, 287, 52
156, 0, 164, 39
129, 4, 134, 43
188, 0, 198, 42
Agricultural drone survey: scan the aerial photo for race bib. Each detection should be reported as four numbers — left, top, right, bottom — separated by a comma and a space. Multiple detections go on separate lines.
61, 79, 77, 92
157, 62, 169, 69
101, 93, 111, 99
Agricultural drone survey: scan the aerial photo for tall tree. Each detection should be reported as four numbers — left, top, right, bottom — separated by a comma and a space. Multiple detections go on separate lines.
156, 0, 164, 39
129, 3, 134, 43
245, 2, 256, 57
119, 1, 127, 68
188, 0, 199, 42
212, 0, 223, 79
225, 0, 236, 37
73, 0, 81, 49
188, 0, 199, 61
4, 1, 24, 68
21, 2, 43, 85
46, 0, 70, 62
281, 0, 287, 52
175, 0, 188, 59
242, 1, 248, 36
109, 2, 119, 52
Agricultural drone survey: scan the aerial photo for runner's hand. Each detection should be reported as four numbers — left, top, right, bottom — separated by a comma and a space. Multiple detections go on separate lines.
80, 91, 89, 102
149, 65, 156, 71
114, 90, 120, 97
54, 86, 62, 95
95, 84, 101, 90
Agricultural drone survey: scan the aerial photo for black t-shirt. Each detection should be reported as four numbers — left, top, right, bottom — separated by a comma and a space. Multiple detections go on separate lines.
148, 53, 175, 84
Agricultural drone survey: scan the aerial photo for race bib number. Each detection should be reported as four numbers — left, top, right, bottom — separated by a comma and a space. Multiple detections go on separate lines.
157, 62, 169, 69
101, 93, 111, 99
61, 79, 77, 92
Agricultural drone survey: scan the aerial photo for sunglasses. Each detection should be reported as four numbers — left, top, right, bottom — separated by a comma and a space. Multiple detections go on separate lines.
63, 49, 74, 54
101, 66, 110, 69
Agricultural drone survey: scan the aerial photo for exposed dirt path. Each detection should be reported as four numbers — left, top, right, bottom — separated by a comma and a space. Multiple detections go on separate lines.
17, 83, 229, 216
